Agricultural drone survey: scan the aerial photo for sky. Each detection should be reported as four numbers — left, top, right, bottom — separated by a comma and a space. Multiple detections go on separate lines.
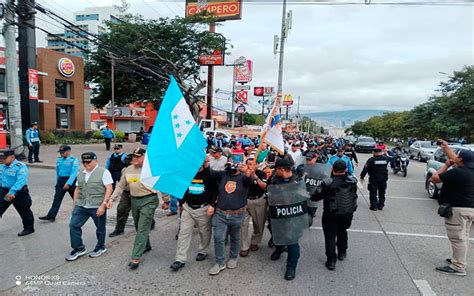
30, 0, 474, 114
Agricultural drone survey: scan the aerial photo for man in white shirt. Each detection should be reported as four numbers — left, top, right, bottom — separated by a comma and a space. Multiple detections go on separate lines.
66, 152, 113, 262
288, 142, 303, 168
208, 147, 228, 171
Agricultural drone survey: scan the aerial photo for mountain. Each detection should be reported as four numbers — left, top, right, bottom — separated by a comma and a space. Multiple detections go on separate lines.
303, 109, 388, 128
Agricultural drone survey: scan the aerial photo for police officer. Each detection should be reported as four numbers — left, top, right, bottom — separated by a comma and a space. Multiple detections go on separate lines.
106, 144, 127, 188
101, 126, 115, 151
360, 148, 389, 211
26, 122, 42, 163
0, 150, 35, 236
312, 160, 358, 271
39, 145, 79, 222
268, 157, 306, 281
343, 143, 359, 167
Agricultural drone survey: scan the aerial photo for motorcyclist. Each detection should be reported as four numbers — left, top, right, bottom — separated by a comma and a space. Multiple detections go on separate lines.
388, 142, 409, 169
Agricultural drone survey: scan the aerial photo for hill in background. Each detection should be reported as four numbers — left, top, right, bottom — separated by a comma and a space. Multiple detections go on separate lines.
304, 109, 388, 128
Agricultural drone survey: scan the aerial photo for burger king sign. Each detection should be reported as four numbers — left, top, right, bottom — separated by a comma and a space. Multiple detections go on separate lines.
58, 57, 75, 78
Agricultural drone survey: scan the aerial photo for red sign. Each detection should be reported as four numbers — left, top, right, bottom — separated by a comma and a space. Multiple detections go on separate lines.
235, 90, 248, 104
58, 57, 75, 77
254, 87, 264, 97
198, 50, 224, 65
235, 60, 252, 83
185, 0, 242, 22
28, 69, 38, 100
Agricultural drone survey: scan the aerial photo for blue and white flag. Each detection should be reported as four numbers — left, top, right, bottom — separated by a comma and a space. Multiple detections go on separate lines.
263, 99, 285, 155
140, 76, 207, 199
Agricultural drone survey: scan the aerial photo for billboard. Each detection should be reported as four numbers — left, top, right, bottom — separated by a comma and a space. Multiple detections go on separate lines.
235, 90, 248, 104
185, 0, 242, 22
234, 60, 252, 83
198, 49, 224, 65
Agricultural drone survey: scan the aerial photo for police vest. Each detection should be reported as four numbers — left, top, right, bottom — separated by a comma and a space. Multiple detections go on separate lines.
370, 156, 389, 177
109, 154, 126, 173
327, 176, 358, 215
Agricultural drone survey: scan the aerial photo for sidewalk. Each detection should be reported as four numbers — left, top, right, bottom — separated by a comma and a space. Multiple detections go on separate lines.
26, 142, 146, 169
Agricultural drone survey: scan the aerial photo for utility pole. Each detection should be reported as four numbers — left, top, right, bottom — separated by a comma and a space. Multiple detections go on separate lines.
4, 0, 24, 153
275, 0, 292, 115
231, 64, 236, 128
206, 23, 216, 121
18, 0, 39, 131
111, 58, 115, 129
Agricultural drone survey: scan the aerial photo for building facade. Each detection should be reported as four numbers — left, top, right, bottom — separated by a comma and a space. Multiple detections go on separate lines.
46, 6, 120, 58
36, 48, 87, 131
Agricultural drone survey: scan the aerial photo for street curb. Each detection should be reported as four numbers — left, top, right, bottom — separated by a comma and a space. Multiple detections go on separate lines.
26, 163, 55, 170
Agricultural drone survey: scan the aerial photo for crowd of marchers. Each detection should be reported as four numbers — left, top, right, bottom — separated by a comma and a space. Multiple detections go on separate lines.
0, 131, 473, 280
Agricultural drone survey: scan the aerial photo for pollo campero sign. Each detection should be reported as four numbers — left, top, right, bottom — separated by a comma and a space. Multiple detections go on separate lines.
185, 0, 242, 21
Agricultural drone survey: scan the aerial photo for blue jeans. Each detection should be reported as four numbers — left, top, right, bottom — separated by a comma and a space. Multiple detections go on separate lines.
69, 206, 106, 251
276, 243, 300, 269
170, 196, 178, 214
212, 210, 244, 265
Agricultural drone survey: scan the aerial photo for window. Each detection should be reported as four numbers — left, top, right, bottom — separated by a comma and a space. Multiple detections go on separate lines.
0, 72, 5, 93
56, 106, 71, 129
433, 149, 447, 163
55, 80, 72, 99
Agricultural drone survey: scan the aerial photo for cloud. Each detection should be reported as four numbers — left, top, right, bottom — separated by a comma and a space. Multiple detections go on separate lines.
36, 0, 473, 114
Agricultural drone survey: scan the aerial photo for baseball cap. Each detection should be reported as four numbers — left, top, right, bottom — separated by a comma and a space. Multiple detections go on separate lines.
332, 159, 347, 172
305, 151, 318, 159
210, 147, 223, 153
132, 147, 146, 157
373, 148, 382, 153
31, 122, 38, 127
459, 149, 474, 169
2, 149, 15, 157
81, 152, 97, 162
57, 144, 71, 153
114, 144, 123, 149
275, 157, 294, 169
292, 142, 301, 147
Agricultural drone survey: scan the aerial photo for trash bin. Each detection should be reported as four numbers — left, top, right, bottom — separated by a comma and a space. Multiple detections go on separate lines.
128, 133, 137, 142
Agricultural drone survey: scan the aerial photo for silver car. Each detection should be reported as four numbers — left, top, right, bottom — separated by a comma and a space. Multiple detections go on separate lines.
424, 145, 474, 199
409, 141, 437, 162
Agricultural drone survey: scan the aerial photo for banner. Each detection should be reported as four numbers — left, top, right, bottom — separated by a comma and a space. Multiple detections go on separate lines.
28, 69, 39, 100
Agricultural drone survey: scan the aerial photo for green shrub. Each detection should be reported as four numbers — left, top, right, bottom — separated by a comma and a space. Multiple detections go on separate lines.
114, 130, 125, 140
40, 130, 55, 144
70, 131, 86, 138
85, 130, 95, 140
92, 130, 104, 139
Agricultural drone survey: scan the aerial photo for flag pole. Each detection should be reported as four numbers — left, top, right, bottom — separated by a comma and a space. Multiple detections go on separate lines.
253, 96, 281, 165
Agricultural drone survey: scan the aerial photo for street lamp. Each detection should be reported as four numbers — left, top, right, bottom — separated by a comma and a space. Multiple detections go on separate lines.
439, 71, 449, 75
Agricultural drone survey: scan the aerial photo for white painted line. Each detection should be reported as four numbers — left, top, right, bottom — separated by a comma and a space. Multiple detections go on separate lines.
388, 196, 432, 201
388, 180, 425, 183
413, 280, 436, 296
309, 227, 474, 241
357, 181, 363, 189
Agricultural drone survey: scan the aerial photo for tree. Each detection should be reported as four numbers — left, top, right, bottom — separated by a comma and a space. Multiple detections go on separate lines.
85, 11, 228, 117
243, 113, 265, 126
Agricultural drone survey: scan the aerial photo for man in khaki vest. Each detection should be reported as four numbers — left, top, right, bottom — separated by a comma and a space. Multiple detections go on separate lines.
109, 148, 159, 270
66, 152, 114, 261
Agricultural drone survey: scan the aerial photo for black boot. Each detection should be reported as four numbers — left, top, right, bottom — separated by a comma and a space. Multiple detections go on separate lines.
325, 258, 336, 271
284, 268, 296, 280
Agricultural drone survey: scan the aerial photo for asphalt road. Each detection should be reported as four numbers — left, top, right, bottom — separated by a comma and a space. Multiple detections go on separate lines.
1, 153, 473, 295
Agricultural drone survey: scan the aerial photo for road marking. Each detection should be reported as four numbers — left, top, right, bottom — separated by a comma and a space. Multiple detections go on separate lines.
388, 196, 432, 201
413, 280, 436, 296
309, 227, 474, 241
357, 181, 363, 189
388, 180, 425, 183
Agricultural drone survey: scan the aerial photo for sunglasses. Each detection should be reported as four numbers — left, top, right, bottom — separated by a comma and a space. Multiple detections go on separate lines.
114, 148, 121, 150
82, 160, 92, 164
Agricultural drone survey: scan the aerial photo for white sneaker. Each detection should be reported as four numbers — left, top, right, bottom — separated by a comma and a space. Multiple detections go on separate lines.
209, 264, 226, 275
227, 258, 238, 269
65, 248, 87, 261
89, 247, 107, 258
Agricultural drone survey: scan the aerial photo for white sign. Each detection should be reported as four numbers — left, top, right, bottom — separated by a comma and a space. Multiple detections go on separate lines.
235, 85, 251, 91
264, 87, 275, 95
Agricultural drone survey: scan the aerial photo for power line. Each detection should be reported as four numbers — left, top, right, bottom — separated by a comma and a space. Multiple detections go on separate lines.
242, 0, 472, 5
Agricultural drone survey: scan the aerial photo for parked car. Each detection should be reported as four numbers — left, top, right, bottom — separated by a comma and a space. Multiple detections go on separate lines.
409, 141, 437, 162
424, 145, 474, 199
354, 137, 376, 153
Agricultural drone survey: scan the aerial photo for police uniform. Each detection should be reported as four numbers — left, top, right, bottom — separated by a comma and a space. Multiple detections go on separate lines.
26, 123, 41, 163
0, 150, 35, 236
343, 146, 359, 166
40, 145, 79, 222
312, 160, 358, 271
106, 145, 127, 186
360, 149, 389, 210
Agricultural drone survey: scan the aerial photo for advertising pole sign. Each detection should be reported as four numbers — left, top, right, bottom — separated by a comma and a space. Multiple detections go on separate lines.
235, 60, 252, 83
282, 94, 294, 106
198, 49, 225, 65
185, 0, 242, 22
28, 69, 39, 100
235, 90, 248, 104
236, 104, 246, 114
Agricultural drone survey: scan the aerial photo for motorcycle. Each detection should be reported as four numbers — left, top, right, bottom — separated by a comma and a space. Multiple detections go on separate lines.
392, 153, 409, 177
